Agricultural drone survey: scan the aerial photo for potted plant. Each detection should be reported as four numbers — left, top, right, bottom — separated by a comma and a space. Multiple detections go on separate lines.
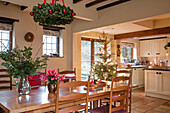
0, 46, 48, 95
41, 70, 65, 93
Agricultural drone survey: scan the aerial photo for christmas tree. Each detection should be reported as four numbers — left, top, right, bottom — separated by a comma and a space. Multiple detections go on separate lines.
91, 33, 118, 81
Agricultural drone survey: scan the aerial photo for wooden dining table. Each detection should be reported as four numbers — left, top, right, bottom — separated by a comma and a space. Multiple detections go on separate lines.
0, 83, 137, 113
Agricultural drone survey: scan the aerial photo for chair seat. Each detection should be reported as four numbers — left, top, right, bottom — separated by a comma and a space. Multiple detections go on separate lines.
89, 105, 126, 113
65, 74, 76, 78
105, 95, 119, 100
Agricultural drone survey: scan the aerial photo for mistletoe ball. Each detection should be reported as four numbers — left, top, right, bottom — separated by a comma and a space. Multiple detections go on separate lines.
63, 9, 66, 13
48, 9, 53, 13
30, 12, 34, 16
38, 5, 42, 9
32, 3, 75, 26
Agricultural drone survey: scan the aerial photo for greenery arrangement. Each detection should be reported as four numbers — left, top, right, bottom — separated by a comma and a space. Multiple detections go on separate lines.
91, 34, 118, 81
41, 70, 65, 84
164, 42, 170, 50
0, 46, 48, 78
31, 3, 75, 26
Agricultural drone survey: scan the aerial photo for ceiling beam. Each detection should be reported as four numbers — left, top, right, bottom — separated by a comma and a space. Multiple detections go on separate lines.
20, 6, 28, 11
3, 1, 9, 5
86, 0, 107, 8
97, 0, 130, 11
73, 0, 83, 4
114, 27, 170, 40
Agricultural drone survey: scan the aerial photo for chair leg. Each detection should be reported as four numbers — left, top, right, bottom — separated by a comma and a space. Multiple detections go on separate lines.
129, 89, 132, 113
90, 101, 93, 109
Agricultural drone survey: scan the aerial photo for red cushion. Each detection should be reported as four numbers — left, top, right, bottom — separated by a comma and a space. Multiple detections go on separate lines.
29, 80, 41, 86
29, 74, 41, 80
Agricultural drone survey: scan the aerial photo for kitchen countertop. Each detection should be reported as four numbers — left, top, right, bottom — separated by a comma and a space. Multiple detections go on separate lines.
119, 65, 170, 71
145, 66, 170, 71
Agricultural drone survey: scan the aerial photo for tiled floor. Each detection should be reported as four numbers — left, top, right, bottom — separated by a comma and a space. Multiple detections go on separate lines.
131, 88, 170, 113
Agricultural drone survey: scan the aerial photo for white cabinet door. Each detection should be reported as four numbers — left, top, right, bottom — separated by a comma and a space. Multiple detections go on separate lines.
140, 41, 150, 57
150, 40, 159, 56
145, 71, 157, 92
160, 71, 170, 96
132, 69, 138, 85
158, 39, 167, 57
137, 68, 144, 86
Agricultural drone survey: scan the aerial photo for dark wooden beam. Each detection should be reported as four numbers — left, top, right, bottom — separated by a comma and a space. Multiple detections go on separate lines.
86, 0, 107, 8
73, 0, 83, 4
43, 25, 65, 31
3, 1, 9, 5
97, 0, 130, 11
114, 27, 170, 40
0, 17, 19, 24
20, 6, 28, 11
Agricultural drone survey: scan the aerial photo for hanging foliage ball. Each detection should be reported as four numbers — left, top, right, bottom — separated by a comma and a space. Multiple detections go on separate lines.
30, 12, 34, 16
72, 12, 76, 16
38, 5, 42, 9
63, 9, 67, 13
32, 3, 75, 26
48, 9, 53, 13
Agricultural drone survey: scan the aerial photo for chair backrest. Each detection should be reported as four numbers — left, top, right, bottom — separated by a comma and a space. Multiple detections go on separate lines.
58, 68, 76, 76
109, 70, 132, 113
55, 76, 90, 113
0, 69, 12, 90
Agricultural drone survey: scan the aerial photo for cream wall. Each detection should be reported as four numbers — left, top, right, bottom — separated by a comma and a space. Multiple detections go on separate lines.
73, 31, 115, 80
0, 2, 73, 71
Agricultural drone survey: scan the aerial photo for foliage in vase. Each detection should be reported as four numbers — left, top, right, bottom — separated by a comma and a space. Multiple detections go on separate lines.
41, 70, 65, 84
91, 34, 118, 81
0, 46, 48, 78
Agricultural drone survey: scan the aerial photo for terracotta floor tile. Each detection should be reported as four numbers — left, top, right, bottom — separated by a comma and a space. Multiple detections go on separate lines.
158, 105, 170, 110
131, 110, 144, 113
145, 110, 160, 113
166, 111, 170, 113
153, 107, 168, 112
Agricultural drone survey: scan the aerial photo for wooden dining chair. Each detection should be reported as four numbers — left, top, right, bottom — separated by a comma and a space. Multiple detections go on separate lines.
58, 68, 76, 82
54, 75, 90, 113
0, 69, 12, 90
89, 70, 132, 113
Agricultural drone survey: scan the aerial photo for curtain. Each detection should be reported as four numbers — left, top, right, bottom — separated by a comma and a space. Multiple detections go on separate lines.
121, 42, 134, 48
43, 29, 60, 36
0, 23, 12, 31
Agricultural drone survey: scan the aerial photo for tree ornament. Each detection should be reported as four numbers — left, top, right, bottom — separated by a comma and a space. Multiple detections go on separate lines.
63, 9, 66, 13
99, 39, 101, 42
38, 5, 42, 9
30, 12, 34, 16
104, 46, 106, 49
48, 9, 53, 13
109, 57, 111, 59
99, 48, 101, 52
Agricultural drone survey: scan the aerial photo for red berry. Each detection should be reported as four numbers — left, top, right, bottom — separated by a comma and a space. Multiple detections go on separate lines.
48, 9, 53, 13
72, 12, 76, 16
38, 5, 42, 9
30, 12, 34, 16
63, 9, 66, 13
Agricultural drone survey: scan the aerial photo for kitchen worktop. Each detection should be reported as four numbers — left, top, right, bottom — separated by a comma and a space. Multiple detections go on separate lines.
145, 66, 170, 71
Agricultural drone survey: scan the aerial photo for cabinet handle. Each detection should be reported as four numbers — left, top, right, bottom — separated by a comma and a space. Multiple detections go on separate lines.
156, 53, 160, 55
159, 72, 162, 74
148, 53, 150, 55
156, 72, 158, 74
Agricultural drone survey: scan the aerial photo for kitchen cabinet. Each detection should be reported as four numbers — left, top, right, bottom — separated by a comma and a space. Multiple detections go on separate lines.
140, 38, 167, 57
132, 68, 144, 88
145, 70, 170, 100
140, 41, 150, 57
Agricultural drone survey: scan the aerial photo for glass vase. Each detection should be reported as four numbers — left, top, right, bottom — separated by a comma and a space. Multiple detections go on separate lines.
18, 76, 31, 95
